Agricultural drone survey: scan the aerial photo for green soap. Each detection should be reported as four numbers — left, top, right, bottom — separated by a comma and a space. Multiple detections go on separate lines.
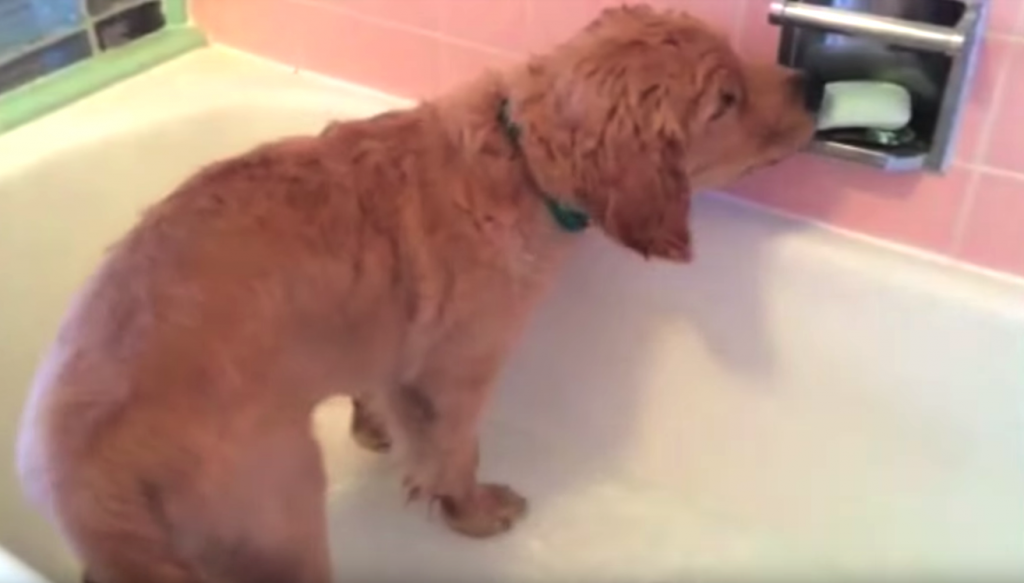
816, 80, 912, 132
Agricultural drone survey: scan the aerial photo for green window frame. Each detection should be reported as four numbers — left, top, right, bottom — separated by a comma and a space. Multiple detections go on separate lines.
0, 0, 205, 134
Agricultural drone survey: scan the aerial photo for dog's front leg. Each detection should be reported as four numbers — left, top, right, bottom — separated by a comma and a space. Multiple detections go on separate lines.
384, 341, 526, 538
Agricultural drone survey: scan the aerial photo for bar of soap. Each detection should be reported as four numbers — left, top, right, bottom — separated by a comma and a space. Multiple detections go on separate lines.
816, 81, 912, 131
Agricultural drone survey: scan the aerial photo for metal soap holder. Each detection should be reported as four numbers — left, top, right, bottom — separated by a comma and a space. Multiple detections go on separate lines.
769, 0, 988, 173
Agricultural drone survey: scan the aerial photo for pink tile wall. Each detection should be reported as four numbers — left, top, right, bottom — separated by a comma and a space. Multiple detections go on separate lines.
192, 0, 1024, 279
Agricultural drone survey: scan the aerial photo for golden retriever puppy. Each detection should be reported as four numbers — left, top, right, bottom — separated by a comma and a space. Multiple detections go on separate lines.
17, 5, 819, 583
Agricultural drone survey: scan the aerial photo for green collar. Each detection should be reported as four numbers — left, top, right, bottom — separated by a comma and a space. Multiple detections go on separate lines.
497, 99, 590, 233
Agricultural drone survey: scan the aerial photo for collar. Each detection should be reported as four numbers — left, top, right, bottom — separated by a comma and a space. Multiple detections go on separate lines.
497, 98, 590, 233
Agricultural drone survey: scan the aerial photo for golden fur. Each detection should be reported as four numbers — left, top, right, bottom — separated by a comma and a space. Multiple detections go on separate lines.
16, 5, 817, 583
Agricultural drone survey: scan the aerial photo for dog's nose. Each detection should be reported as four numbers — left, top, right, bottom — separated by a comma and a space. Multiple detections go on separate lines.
791, 71, 826, 113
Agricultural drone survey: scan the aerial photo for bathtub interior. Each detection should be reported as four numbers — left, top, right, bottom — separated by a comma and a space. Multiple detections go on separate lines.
1, 48, 1023, 582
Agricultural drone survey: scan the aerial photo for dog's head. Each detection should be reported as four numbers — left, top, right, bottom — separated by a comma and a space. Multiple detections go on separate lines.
512, 5, 819, 261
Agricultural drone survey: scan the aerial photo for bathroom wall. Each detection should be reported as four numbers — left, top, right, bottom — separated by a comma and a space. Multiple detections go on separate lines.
191, 0, 1024, 279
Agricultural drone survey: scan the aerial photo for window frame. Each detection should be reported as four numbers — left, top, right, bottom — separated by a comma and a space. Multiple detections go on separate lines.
0, 0, 205, 134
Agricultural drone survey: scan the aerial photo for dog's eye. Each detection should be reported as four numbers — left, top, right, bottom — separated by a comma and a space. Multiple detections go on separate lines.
710, 91, 738, 122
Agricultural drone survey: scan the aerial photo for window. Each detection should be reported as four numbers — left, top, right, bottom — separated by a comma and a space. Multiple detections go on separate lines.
0, 0, 168, 95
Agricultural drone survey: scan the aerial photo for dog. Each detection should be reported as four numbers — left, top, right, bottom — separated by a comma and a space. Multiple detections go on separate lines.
16, 5, 820, 583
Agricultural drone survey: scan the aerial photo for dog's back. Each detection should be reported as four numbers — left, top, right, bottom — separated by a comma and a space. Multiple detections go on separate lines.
16, 107, 461, 583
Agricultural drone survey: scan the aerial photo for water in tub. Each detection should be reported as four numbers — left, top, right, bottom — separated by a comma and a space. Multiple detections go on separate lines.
2, 50, 1023, 582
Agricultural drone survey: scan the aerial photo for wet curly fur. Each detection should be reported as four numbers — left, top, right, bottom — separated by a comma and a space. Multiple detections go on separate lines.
17, 5, 816, 583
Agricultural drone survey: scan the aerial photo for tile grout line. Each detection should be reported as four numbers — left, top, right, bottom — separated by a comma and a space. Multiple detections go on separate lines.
950, 20, 1020, 256
733, 0, 750, 41
524, 0, 535, 50
986, 31, 1024, 43
282, 0, 304, 74
290, 0, 521, 97
711, 191, 1024, 284
291, 0, 522, 58
972, 39, 1016, 173
960, 162, 1024, 180
948, 165, 981, 257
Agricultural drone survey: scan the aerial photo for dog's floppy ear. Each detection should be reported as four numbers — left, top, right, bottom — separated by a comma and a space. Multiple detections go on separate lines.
554, 62, 694, 262
510, 8, 698, 262
597, 144, 693, 262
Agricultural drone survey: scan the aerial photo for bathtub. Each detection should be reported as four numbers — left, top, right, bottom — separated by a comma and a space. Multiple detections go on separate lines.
1, 47, 1022, 582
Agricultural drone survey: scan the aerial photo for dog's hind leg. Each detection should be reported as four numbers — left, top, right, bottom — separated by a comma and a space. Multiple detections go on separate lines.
189, 423, 334, 583
65, 420, 332, 583
57, 473, 205, 583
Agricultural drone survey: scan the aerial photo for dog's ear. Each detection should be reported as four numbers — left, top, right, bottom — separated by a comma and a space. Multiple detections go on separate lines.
552, 60, 694, 262
597, 144, 693, 262
511, 12, 700, 262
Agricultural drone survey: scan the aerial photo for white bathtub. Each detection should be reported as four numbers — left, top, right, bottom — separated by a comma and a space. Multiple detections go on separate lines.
1, 48, 1022, 582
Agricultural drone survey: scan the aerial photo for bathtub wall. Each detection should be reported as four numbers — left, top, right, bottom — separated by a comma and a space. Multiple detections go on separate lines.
191, 0, 1024, 279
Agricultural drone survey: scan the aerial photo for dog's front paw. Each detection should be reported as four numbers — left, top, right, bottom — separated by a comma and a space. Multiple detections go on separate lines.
439, 484, 528, 538
351, 422, 391, 453
350, 399, 391, 453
